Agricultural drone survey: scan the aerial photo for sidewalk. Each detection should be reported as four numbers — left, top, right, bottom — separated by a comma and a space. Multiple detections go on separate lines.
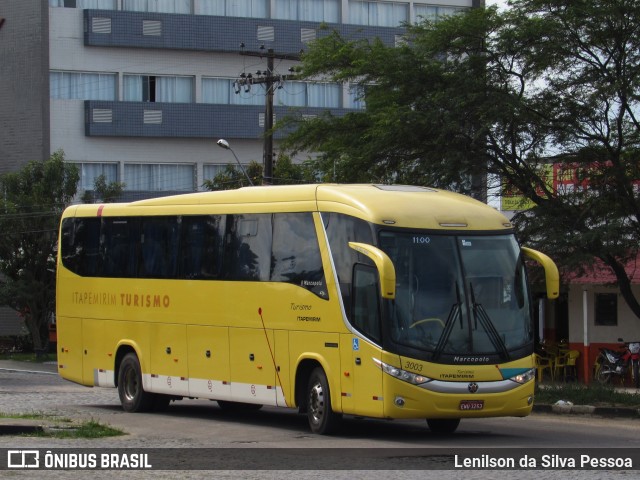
0, 358, 58, 374
533, 382, 640, 418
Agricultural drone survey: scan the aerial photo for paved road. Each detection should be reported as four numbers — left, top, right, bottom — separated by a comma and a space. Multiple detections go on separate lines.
0, 360, 638, 479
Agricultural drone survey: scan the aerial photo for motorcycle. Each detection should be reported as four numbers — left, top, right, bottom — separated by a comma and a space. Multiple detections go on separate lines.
594, 338, 640, 388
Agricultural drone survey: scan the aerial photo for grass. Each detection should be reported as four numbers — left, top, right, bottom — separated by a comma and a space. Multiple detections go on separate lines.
41, 420, 126, 439
535, 383, 640, 407
0, 412, 125, 438
0, 352, 56, 363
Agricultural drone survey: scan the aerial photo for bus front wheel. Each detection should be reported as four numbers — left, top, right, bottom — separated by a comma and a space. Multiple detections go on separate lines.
306, 367, 341, 435
118, 353, 155, 412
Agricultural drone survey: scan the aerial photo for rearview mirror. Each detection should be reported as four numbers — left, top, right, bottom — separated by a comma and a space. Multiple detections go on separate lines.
348, 242, 396, 299
521, 247, 560, 299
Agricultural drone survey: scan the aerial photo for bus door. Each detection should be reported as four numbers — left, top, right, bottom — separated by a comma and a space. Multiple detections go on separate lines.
345, 264, 384, 417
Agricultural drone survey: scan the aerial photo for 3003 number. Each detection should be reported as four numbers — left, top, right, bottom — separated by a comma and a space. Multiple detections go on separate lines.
404, 361, 423, 372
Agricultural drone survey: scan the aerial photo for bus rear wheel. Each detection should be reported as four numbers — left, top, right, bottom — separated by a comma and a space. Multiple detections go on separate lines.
306, 367, 341, 435
427, 418, 460, 434
118, 352, 155, 412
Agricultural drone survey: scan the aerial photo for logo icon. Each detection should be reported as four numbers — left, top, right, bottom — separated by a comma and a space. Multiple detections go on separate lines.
468, 382, 479, 393
7, 450, 40, 469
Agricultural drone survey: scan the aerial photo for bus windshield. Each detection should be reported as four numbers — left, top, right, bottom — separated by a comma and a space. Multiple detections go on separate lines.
379, 232, 532, 359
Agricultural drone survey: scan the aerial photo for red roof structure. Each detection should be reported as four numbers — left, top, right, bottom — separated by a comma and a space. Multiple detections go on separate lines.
564, 254, 640, 285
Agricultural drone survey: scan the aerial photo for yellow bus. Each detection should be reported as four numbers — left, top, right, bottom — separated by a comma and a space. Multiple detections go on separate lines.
56, 184, 558, 434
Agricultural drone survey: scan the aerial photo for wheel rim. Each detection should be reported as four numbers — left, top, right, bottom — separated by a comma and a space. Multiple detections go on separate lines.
308, 380, 325, 426
123, 366, 139, 402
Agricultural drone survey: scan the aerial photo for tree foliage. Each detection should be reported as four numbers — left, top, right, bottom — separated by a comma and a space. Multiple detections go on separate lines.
281, 0, 640, 318
202, 154, 317, 190
0, 151, 79, 351
80, 174, 126, 203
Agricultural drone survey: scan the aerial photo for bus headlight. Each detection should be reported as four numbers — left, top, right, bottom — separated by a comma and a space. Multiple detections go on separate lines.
509, 368, 536, 384
373, 358, 433, 386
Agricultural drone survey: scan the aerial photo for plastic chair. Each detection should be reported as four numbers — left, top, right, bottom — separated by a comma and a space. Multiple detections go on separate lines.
535, 353, 554, 383
554, 350, 580, 381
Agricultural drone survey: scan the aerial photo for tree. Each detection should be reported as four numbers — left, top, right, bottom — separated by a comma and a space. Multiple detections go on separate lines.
0, 151, 79, 352
80, 174, 126, 203
280, 0, 640, 319
202, 161, 264, 190
202, 154, 317, 190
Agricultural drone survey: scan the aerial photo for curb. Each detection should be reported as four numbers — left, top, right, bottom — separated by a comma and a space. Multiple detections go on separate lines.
533, 403, 640, 418
0, 419, 47, 436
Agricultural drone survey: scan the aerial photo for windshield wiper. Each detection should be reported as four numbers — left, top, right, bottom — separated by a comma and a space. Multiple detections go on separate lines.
469, 283, 511, 361
432, 284, 462, 362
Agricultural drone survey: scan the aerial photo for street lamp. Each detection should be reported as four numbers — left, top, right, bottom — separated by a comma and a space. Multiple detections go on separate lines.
216, 139, 254, 187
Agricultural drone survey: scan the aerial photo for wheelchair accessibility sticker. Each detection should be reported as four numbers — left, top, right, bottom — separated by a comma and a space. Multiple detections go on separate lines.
352, 337, 359, 351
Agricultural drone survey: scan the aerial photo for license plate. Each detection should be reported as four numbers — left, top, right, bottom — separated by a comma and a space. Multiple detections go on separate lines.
459, 400, 484, 411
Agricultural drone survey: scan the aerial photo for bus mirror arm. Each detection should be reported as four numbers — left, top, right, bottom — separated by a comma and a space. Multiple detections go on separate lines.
348, 242, 396, 299
521, 247, 560, 300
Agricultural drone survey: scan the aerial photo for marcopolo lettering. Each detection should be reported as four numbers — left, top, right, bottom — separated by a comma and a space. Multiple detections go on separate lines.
454, 356, 490, 363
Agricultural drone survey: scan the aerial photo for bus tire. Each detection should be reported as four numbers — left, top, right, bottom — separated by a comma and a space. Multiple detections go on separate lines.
118, 353, 155, 413
306, 367, 341, 435
427, 418, 460, 434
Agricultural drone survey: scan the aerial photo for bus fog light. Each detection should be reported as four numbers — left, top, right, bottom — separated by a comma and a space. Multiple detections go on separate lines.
395, 396, 405, 407
527, 396, 533, 405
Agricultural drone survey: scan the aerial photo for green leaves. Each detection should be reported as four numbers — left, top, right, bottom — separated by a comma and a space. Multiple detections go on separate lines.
0, 151, 79, 350
281, 0, 640, 318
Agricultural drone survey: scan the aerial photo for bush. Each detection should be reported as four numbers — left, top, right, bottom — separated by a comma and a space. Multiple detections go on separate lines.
535, 383, 640, 407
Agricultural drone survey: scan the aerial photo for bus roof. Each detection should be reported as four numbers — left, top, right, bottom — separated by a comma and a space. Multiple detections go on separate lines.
64, 184, 511, 231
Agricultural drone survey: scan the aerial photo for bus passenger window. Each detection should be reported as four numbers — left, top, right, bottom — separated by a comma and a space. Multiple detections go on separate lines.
139, 217, 180, 278
60, 217, 101, 276
225, 214, 271, 281
271, 213, 327, 298
180, 215, 225, 279
101, 218, 139, 278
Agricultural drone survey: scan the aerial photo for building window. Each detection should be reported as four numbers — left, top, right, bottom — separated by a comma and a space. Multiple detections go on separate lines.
123, 75, 194, 103
274, 0, 340, 23
198, 0, 267, 18
49, 0, 116, 8
595, 293, 618, 326
349, 1, 408, 27
347, 84, 366, 109
124, 163, 195, 191
414, 4, 463, 22
276, 82, 341, 108
50, 72, 116, 100
202, 77, 263, 105
73, 162, 119, 191
122, 0, 191, 13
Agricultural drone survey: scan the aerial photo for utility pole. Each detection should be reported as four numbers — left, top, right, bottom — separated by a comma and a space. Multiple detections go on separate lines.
236, 48, 299, 184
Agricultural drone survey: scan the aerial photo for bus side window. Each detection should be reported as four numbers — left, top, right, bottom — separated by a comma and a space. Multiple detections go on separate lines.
180, 215, 225, 279
323, 213, 374, 318
102, 218, 139, 278
225, 214, 271, 281
139, 217, 180, 279
60, 217, 102, 277
271, 213, 328, 298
